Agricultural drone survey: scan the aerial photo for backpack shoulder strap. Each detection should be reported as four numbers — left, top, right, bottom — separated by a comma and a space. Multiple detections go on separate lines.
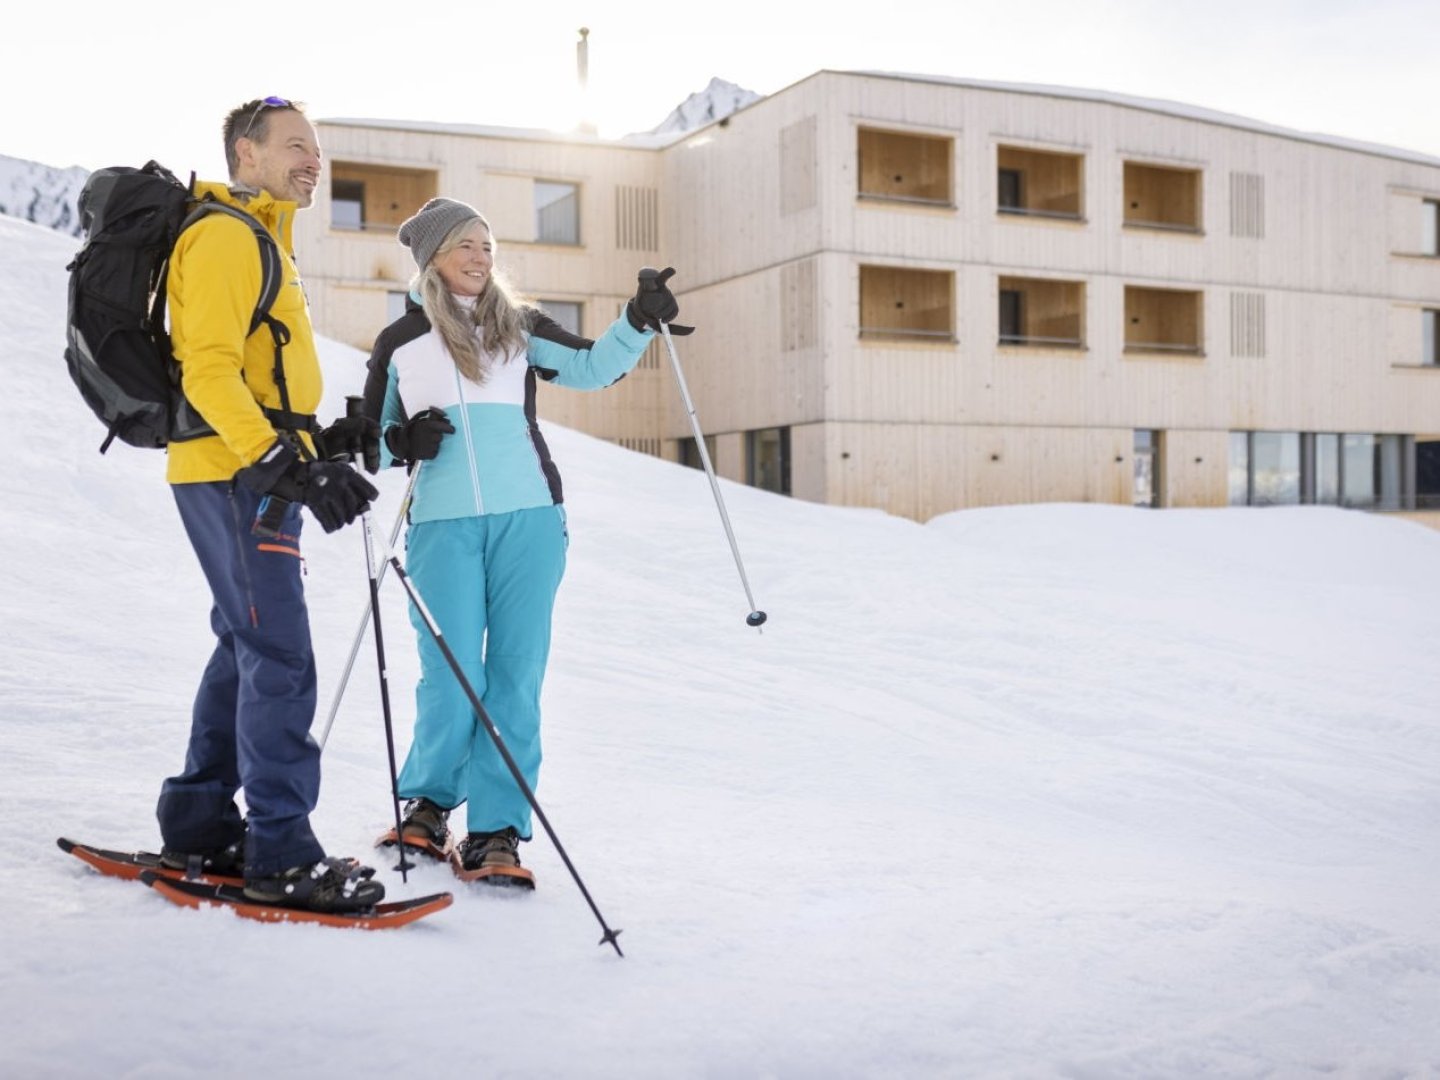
178, 200, 315, 450
181, 200, 283, 336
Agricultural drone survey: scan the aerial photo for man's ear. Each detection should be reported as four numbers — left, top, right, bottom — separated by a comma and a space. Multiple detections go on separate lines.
234, 134, 260, 172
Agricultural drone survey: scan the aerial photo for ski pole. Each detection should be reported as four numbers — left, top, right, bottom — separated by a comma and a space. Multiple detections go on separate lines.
317, 461, 420, 750
388, 556, 624, 957
343, 396, 411, 881
360, 496, 413, 881
658, 321, 767, 629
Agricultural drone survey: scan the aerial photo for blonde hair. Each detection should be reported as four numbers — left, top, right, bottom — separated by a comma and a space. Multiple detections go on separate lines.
415, 218, 535, 383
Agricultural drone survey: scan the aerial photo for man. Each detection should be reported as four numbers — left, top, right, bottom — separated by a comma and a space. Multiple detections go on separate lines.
156, 97, 384, 912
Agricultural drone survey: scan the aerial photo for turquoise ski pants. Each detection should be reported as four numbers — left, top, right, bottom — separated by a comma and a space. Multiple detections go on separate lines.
397, 506, 567, 837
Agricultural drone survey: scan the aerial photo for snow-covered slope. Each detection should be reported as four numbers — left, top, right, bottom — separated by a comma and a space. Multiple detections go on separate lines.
1, 214, 1437, 1077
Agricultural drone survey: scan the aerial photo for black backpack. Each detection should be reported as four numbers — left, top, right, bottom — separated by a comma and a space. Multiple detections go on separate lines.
63, 161, 292, 453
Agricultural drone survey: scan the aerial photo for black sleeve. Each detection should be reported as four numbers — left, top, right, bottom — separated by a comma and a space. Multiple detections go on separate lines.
527, 308, 596, 352
361, 309, 431, 422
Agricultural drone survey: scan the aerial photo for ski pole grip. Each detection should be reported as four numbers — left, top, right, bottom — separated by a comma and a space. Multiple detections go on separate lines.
344, 394, 381, 473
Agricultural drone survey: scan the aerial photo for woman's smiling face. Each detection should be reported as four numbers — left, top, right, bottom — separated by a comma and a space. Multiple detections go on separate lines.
434, 220, 494, 297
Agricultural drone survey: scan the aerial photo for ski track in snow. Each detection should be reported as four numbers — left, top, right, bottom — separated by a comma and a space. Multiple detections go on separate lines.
1, 215, 1438, 1078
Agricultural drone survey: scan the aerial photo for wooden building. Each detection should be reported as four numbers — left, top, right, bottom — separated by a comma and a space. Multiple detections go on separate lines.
294, 71, 1440, 522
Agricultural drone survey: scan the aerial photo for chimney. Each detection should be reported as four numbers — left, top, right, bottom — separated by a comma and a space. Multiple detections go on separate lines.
576, 28, 596, 135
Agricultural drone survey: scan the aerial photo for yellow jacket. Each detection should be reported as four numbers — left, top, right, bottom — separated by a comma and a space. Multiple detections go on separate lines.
165, 182, 321, 483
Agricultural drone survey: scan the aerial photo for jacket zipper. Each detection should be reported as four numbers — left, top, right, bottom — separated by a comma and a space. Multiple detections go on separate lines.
452, 354, 484, 516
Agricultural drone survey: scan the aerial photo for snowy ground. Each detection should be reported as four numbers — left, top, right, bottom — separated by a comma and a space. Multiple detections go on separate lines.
2, 214, 1438, 1078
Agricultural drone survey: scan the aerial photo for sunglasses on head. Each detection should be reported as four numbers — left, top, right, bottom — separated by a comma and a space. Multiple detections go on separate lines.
240, 96, 293, 140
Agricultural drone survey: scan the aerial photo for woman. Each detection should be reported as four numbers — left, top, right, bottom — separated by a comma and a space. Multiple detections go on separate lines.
363, 197, 687, 886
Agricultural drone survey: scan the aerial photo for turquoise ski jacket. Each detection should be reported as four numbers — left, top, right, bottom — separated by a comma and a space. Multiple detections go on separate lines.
362, 297, 652, 522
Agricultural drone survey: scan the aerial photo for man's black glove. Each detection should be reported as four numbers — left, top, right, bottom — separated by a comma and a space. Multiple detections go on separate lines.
626, 266, 693, 335
314, 414, 381, 475
385, 408, 455, 464
236, 439, 379, 534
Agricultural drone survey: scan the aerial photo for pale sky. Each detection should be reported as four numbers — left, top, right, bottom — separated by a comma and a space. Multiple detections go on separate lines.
4, 0, 1435, 177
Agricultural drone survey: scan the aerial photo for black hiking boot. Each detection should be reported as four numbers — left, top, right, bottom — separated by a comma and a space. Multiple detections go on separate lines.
400, 797, 451, 848
243, 856, 385, 912
160, 831, 246, 878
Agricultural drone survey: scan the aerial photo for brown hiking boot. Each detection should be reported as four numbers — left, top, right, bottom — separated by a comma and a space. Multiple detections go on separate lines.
458, 828, 520, 871
454, 827, 534, 888
401, 798, 451, 847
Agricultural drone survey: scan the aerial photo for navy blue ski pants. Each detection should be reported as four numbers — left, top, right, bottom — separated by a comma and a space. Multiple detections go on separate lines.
156, 481, 325, 877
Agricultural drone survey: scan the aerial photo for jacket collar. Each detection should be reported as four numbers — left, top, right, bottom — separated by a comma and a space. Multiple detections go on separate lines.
192, 180, 298, 251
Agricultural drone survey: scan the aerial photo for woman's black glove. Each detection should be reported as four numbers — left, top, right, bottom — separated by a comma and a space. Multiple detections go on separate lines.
626, 266, 693, 335
385, 408, 455, 464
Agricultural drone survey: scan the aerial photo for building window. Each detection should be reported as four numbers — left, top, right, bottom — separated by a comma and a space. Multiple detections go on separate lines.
857, 127, 953, 206
997, 276, 1084, 348
1341, 434, 1409, 510
1251, 432, 1301, 505
859, 265, 955, 342
330, 163, 438, 232
996, 145, 1083, 220
386, 290, 409, 324
1342, 434, 1378, 507
747, 427, 791, 496
1228, 432, 1249, 505
539, 300, 583, 335
331, 179, 364, 231
1418, 437, 1440, 509
1125, 286, 1203, 355
999, 289, 1022, 341
1377, 435, 1406, 511
535, 181, 580, 245
1123, 162, 1202, 232
1232, 431, 1412, 509
1134, 430, 1161, 507
678, 435, 717, 471
1311, 433, 1341, 505
1425, 309, 1439, 365
998, 168, 1023, 211
1424, 200, 1439, 257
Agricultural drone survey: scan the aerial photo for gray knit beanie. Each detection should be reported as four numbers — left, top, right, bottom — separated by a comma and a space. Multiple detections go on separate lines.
398, 197, 483, 270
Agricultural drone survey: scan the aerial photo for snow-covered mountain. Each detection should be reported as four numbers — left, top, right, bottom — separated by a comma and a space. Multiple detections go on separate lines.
0, 153, 87, 237
647, 77, 762, 134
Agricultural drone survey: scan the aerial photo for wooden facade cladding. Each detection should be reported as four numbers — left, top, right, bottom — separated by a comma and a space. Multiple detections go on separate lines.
297, 73, 1440, 520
